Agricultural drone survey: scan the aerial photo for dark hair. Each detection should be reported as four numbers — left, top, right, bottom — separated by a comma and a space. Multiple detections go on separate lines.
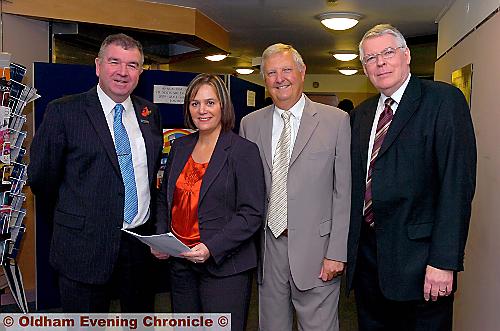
97, 33, 144, 66
337, 99, 354, 114
183, 74, 235, 132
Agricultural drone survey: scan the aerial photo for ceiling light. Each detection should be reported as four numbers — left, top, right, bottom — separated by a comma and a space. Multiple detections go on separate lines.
331, 51, 358, 62
338, 68, 358, 76
317, 12, 363, 31
235, 68, 255, 75
205, 54, 228, 62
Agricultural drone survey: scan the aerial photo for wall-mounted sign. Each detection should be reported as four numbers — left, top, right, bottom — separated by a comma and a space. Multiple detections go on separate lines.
451, 63, 473, 107
153, 85, 187, 104
246, 90, 256, 107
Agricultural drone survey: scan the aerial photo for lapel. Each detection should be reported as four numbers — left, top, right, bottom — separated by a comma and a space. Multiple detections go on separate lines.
131, 96, 155, 182
378, 76, 422, 158
166, 131, 232, 208
358, 97, 379, 168
84, 87, 121, 177
199, 131, 232, 204
167, 133, 197, 208
290, 97, 319, 166
258, 106, 274, 172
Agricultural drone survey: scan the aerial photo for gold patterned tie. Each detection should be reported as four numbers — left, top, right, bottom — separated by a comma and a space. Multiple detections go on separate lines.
267, 111, 292, 238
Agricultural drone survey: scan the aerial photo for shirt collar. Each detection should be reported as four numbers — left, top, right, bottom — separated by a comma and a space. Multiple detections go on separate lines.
97, 84, 134, 117
381, 73, 411, 106
274, 94, 305, 120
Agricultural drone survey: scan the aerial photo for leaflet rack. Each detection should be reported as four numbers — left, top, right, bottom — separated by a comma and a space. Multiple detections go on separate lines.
0, 53, 39, 313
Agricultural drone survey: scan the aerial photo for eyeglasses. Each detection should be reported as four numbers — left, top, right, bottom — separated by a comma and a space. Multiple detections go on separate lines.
362, 46, 405, 65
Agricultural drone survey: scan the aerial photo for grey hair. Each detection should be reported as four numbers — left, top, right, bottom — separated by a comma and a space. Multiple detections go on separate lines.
97, 33, 144, 67
260, 43, 305, 78
358, 24, 407, 61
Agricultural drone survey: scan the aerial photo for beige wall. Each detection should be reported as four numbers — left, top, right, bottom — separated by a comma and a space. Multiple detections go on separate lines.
435, 9, 500, 331
1, 13, 49, 298
304, 74, 378, 106
241, 73, 378, 107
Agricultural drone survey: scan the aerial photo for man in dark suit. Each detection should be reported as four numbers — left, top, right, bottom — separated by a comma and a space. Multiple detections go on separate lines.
28, 34, 163, 312
347, 24, 477, 330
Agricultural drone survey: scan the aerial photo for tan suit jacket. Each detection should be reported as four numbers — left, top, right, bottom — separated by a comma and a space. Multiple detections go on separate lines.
240, 96, 351, 290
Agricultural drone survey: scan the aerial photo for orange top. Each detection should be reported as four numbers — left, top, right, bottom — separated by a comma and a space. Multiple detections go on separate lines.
171, 155, 209, 248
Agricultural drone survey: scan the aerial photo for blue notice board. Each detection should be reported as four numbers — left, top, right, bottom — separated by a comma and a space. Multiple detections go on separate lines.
32, 63, 264, 309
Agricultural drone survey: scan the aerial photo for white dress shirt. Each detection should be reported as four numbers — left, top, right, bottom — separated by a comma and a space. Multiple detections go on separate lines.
365, 74, 411, 180
97, 84, 150, 229
271, 94, 305, 160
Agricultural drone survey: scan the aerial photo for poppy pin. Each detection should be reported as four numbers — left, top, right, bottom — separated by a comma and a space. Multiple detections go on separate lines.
141, 106, 151, 117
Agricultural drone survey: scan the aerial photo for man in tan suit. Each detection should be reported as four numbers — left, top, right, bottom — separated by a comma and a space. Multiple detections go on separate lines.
240, 43, 351, 331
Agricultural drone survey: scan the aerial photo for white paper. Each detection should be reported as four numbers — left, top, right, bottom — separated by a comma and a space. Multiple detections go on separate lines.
123, 229, 191, 257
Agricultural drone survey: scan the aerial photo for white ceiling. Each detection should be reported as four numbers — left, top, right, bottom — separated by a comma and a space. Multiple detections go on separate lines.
156, 0, 453, 76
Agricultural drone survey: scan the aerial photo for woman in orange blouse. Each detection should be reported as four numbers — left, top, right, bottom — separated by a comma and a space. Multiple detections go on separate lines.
154, 74, 265, 331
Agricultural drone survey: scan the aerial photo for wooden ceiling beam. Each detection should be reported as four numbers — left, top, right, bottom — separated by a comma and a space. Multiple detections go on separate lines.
2, 0, 229, 51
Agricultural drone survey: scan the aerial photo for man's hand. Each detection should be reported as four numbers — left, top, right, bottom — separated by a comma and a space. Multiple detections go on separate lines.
423, 265, 453, 301
180, 243, 210, 264
150, 248, 170, 260
318, 259, 345, 282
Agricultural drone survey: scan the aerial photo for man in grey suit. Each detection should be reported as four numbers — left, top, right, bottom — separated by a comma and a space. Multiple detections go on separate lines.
240, 43, 351, 331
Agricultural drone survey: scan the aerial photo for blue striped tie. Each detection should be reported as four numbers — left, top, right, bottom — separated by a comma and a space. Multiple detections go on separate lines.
113, 104, 138, 224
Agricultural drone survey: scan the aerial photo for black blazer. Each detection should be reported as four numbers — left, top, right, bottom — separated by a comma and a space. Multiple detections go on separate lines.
347, 76, 477, 301
28, 87, 163, 284
156, 130, 265, 277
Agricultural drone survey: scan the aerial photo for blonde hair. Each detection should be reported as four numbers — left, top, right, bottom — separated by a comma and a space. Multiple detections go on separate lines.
260, 43, 305, 78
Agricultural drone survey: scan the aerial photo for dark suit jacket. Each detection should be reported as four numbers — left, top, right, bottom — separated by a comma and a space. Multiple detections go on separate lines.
28, 87, 163, 284
347, 76, 477, 301
155, 130, 265, 277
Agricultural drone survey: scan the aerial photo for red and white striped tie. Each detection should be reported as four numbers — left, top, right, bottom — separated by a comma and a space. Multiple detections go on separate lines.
363, 98, 395, 226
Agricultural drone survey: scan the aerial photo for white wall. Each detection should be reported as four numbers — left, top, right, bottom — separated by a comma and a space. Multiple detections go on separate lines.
437, 0, 499, 57
2, 14, 49, 84
436, 6, 500, 331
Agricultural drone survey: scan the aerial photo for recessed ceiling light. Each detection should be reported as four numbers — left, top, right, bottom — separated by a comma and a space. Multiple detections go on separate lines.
235, 68, 255, 75
205, 54, 228, 62
331, 51, 358, 61
338, 68, 358, 75
317, 12, 363, 31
